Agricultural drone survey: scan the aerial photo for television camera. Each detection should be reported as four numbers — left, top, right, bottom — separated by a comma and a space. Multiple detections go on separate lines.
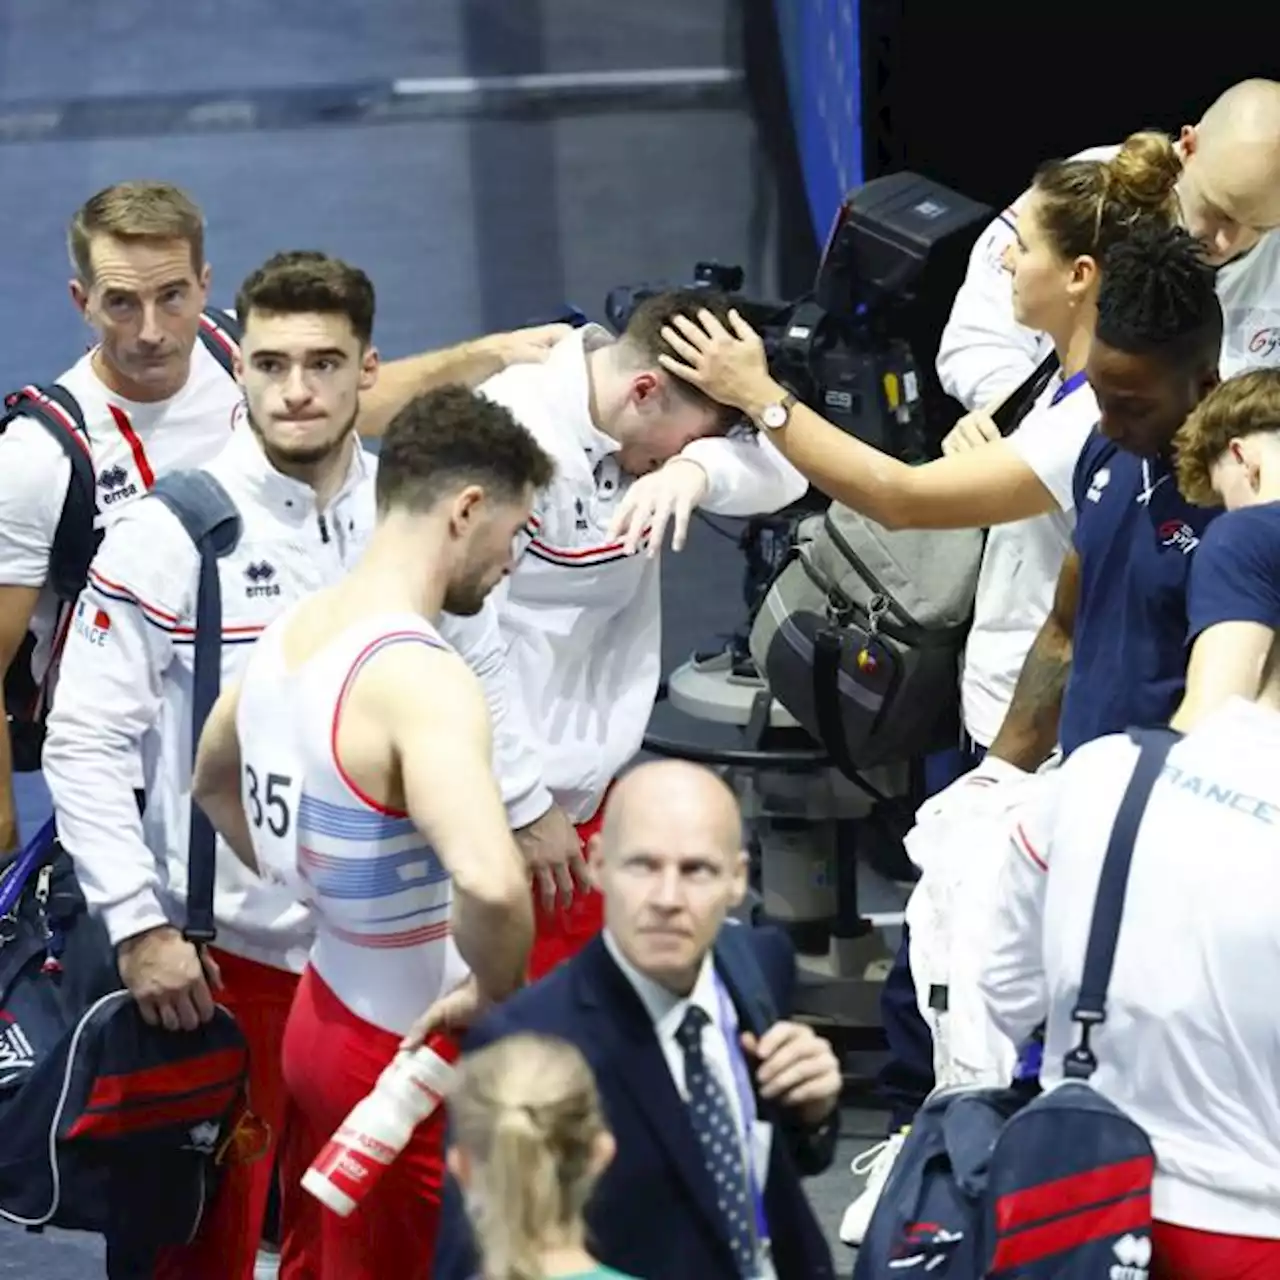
605, 171, 993, 660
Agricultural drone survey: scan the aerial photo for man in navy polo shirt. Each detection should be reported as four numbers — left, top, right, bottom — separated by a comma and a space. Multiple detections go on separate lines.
986, 224, 1224, 771
1171, 368, 1280, 728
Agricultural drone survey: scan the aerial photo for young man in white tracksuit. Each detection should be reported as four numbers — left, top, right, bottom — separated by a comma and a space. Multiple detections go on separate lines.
476, 290, 809, 977
937, 78, 1280, 413
40, 252, 552, 1280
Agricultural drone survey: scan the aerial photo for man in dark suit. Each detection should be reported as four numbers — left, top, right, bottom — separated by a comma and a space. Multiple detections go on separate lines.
427, 759, 841, 1280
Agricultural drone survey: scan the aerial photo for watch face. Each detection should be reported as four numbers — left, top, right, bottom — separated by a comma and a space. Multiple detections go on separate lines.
761, 403, 788, 429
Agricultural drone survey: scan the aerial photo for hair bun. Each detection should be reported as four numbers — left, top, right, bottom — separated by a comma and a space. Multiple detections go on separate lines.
1106, 130, 1182, 210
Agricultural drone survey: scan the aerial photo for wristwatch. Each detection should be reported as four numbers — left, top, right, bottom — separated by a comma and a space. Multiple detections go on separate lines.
757, 391, 798, 431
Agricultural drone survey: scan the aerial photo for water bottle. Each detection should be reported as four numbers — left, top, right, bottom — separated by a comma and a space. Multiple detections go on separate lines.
302, 1032, 460, 1217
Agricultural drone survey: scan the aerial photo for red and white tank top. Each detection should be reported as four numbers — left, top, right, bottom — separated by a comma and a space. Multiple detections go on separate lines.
235, 607, 469, 1035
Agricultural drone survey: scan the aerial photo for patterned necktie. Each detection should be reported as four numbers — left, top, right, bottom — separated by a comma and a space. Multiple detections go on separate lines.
675, 1004, 758, 1277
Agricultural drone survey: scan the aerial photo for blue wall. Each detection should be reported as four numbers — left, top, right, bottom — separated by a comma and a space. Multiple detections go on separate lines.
774, 0, 863, 243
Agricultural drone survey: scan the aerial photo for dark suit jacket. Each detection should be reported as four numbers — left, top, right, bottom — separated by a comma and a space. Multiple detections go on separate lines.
433, 924, 837, 1280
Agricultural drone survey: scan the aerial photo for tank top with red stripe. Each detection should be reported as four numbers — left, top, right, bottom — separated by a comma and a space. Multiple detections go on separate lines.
235, 608, 469, 1035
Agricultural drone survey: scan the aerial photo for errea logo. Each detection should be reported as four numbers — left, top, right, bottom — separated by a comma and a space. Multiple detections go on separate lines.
1110, 1232, 1151, 1280
244, 561, 281, 599
1086, 467, 1111, 504
98, 464, 138, 505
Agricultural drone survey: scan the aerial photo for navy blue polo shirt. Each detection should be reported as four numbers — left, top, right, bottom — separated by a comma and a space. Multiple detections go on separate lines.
1059, 430, 1221, 756
1186, 500, 1280, 643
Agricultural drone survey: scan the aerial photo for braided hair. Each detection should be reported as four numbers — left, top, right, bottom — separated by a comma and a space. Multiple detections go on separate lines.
1096, 223, 1222, 370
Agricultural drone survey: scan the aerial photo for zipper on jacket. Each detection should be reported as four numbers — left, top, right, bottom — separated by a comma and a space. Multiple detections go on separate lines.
317, 513, 330, 544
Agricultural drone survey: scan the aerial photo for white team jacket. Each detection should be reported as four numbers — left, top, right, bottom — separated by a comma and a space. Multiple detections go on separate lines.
478, 326, 809, 821
981, 701, 1280, 1238
903, 759, 1049, 1090
937, 144, 1280, 410
41, 423, 548, 972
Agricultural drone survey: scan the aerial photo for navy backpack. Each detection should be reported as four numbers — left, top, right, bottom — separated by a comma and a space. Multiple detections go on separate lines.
854, 727, 1174, 1278
0, 469, 255, 1257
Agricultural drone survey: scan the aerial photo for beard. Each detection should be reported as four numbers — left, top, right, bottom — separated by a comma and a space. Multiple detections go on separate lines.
245, 403, 358, 469
441, 573, 489, 618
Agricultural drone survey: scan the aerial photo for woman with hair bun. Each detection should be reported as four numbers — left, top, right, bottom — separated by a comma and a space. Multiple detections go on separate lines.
630, 128, 1184, 759
622, 129, 1186, 1246
447, 1033, 639, 1280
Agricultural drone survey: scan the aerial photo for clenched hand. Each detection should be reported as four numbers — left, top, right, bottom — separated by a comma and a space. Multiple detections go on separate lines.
117, 924, 222, 1033
940, 407, 1002, 455
402, 974, 487, 1050
742, 1020, 841, 1128
515, 802, 589, 910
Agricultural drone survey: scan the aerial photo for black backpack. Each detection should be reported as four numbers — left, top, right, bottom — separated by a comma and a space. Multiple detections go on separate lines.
745, 353, 1061, 780
2, 308, 242, 772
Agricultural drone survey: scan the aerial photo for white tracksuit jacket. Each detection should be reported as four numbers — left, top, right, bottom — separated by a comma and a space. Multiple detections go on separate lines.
981, 700, 1280, 1238
478, 325, 809, 822
41, 424, 548, 972
903, 759, 1050, 1090
937, 144, 1280, 411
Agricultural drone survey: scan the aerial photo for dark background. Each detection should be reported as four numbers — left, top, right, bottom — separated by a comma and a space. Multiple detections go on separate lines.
875, 7, 1268, 204
754, 1, 1278, 294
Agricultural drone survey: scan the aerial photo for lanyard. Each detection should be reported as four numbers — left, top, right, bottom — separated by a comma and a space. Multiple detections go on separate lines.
0, 818, 55, 918
712, 976, 771, 1254
1050, 368, 1088, 406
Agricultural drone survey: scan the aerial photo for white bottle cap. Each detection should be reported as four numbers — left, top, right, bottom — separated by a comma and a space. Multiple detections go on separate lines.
301, 1167, 359, 1218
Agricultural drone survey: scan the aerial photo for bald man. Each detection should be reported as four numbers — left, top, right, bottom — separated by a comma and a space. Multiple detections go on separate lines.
429, 760, 842, 1280
939, 77, 1280, 414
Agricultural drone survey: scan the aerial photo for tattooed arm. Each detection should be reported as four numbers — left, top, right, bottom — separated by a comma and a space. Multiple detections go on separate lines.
986, 548, 1080, 771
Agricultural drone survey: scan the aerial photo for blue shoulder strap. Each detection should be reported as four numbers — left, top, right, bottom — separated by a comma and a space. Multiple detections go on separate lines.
1063, 726, 1181, 1080
0, 818, 57, 918
150, 471, 242, 944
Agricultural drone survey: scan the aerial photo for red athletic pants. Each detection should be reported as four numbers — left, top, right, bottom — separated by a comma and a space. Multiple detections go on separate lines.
153, 949, 297, 1280
277, 964, 449, 1280
526, 798, 609, 980
155, 794, 610, 1277
1153, 1221, 1280, 1278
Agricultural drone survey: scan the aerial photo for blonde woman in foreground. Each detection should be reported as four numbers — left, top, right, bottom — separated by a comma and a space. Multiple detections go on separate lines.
448, 1032, 639, 1280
